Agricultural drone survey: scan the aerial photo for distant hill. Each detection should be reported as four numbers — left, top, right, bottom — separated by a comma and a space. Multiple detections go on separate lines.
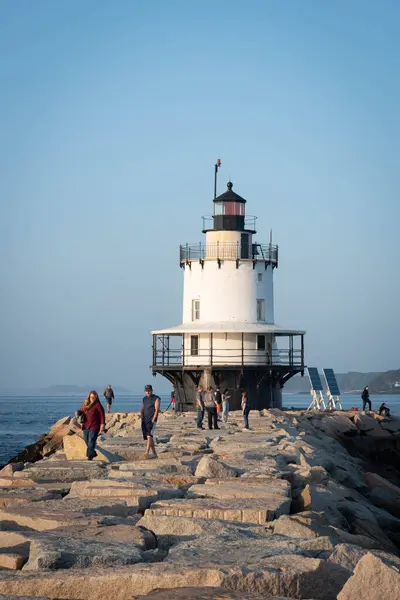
38, 385, 132, 396
368, 369, 400, 394
285, 371, 381, 394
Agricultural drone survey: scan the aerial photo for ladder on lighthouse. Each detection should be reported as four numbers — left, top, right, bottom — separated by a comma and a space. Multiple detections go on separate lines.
323, 368, 343, 410
307, 367, 326, 411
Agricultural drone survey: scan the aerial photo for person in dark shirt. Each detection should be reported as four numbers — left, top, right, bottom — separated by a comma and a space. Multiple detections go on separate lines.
361, 386, 371, 411
103, 384, 115, 413
141, 384, 160, 459
77, 390, 105, 460
196, 385, 204, 429
241, 391, 250, 430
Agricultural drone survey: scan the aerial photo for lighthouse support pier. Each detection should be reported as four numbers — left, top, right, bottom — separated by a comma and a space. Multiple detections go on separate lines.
152, 328, 304, 411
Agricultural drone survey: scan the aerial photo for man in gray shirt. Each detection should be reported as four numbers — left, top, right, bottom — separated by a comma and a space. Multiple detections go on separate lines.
203, 386, 218, 430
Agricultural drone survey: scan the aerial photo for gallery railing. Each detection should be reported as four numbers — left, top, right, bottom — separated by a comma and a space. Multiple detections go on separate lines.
202, 215, 257, 232
179, 242, 278, 265
153, 347, 303, 368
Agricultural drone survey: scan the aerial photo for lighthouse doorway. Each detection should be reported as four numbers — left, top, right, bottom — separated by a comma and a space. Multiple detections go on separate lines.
240, 233, 249, 259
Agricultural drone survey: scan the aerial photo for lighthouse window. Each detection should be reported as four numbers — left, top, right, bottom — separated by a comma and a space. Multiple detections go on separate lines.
190, 335, 199, 356
257, 299, 265, 322
224, 202, 245, 216
257, 335, 266, 351
214, 202, 224, 216
214, 202, 245, 216
191, 299, 200, 321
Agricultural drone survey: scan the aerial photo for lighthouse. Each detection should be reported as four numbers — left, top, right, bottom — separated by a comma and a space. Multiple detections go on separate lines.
151, 163, 305, 411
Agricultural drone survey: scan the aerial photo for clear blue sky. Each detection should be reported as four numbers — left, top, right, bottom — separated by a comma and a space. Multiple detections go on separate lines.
1, 0, 399, 392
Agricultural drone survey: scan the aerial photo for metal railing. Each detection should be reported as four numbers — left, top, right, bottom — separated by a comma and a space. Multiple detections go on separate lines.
179, 242, 278, 265
153, 347, 303, 368
202, 215, 257, 231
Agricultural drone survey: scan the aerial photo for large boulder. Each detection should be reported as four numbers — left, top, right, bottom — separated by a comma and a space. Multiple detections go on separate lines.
194, 456, 239, 478
0, 555, 349, 600
23, 534, 145, 570
68, 478, 184, 508
0, 464, 24, 477
364, 472, 400, 517
337, 553, 400, 600
328, 543, 400, 573
63, 434, 122, 463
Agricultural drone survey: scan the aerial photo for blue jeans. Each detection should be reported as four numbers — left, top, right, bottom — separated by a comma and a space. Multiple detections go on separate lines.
243, 408, 250, 429
222, 401, 229, 422
83, 429, 99, 460
196, 408, 204, 428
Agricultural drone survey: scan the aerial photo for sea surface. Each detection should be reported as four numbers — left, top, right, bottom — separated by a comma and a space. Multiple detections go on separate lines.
0, 393, 399, 467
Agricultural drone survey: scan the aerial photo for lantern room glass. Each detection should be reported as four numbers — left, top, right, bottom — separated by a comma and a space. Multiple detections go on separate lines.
214, 202, 245, 216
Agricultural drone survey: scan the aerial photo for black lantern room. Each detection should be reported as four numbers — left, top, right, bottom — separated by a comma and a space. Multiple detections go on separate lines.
213, 182, 255, 232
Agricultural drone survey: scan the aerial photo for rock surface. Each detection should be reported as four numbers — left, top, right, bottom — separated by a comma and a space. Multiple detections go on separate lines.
0, 408, 399, 600
132, 589, 316, 599
337, 553, 400, 599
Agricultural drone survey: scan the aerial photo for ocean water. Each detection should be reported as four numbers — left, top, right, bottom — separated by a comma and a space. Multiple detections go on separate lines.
0, 393, 399, 467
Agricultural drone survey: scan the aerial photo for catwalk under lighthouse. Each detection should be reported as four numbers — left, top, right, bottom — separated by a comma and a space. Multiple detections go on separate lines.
151, 161, 305, 410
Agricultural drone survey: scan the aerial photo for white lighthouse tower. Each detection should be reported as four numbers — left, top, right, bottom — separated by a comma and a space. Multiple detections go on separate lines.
152, 163, 305, 410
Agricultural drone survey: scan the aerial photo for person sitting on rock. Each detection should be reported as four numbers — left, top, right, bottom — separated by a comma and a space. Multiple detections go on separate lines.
141, 384, 160, 459
378, 402, 390, 418
77, 390, 105, 460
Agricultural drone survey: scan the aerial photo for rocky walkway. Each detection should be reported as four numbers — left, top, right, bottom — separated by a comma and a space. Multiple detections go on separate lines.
0, 409, 399, 599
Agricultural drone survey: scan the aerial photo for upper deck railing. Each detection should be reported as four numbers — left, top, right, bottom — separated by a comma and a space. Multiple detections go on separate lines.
153, 346, 303, 369
179, 242, 278, 266
202, 215, 257, 232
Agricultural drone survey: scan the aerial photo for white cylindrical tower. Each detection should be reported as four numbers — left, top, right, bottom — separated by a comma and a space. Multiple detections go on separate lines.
152, 173, 305, 411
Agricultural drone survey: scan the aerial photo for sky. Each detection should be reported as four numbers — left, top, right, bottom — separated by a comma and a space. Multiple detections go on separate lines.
0, 0, 399, 392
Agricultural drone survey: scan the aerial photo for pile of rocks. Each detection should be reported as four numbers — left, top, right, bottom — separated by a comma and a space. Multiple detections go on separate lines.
0, 409, 399, 599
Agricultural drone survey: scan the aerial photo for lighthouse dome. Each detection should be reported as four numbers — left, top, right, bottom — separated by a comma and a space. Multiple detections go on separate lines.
214, 181, 247, 204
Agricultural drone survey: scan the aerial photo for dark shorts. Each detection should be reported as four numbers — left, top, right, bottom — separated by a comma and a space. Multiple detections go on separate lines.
106, 398, 113, 405
142, 419, 156, 440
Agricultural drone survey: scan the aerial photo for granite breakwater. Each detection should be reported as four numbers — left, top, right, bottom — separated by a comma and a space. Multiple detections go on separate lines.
0, 409, 399, 599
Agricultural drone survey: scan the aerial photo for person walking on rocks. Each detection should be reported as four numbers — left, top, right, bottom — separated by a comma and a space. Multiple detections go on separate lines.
222, 388, 232, 423
241, 391, 250, 430
141, 384, 160, 459
78, 390, 105, 460
103, 384, 114, 414
204, 386, 219, 430
361, 386, 371, 412
196, 385, 204, 429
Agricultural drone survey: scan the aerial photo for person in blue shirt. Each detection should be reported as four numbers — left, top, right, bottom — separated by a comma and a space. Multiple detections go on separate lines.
141, 384, 160, 459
